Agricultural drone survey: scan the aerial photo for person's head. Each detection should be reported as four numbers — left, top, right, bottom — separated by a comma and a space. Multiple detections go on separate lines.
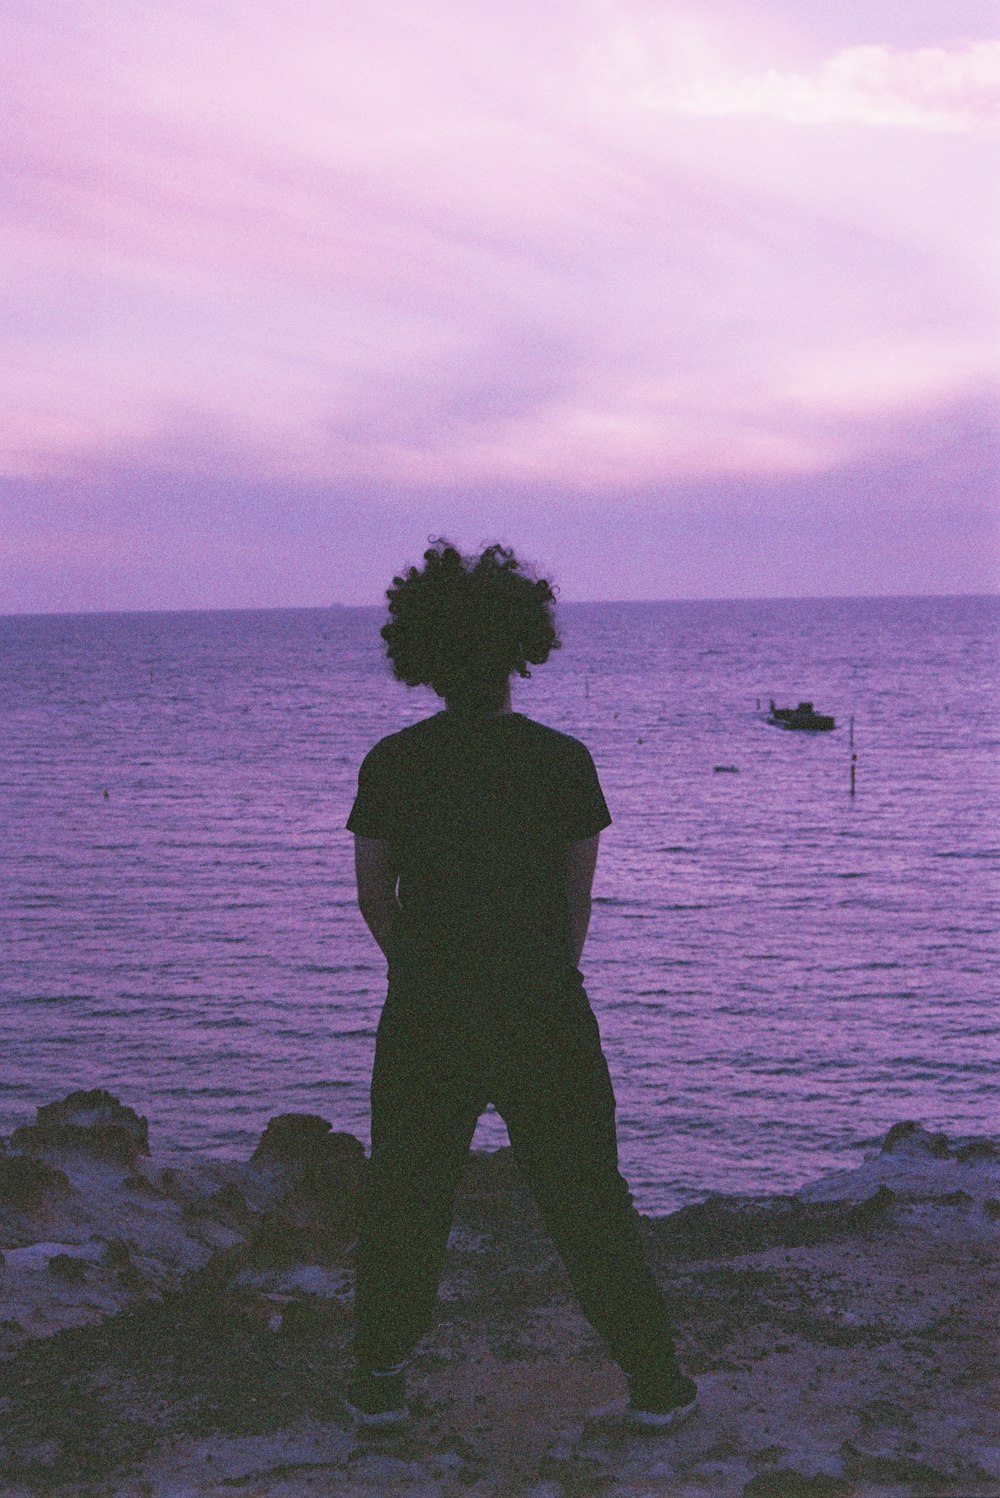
381, 540, 560, 715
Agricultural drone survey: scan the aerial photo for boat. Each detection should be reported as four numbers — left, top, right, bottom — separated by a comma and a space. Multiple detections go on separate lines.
767, 699, 836, 732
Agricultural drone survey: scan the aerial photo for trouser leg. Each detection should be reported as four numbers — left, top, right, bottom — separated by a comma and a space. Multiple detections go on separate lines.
496, 981, 679, 1378
353, 998, 482, 1372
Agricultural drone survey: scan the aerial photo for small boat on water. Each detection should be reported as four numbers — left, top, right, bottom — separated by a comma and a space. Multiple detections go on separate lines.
767, 699, 836, 732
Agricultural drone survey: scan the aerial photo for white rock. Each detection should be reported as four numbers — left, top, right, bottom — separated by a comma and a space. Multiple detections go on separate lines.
3, 1242, 104, 1270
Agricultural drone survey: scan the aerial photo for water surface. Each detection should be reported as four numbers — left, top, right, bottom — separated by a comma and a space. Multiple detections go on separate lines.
2, 596, 996, 1212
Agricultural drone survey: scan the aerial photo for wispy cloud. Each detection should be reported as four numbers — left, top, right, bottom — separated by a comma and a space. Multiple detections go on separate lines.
648, 41, 1000, 131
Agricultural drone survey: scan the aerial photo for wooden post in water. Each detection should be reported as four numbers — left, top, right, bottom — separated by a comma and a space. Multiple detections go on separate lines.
850, 717, 857, 796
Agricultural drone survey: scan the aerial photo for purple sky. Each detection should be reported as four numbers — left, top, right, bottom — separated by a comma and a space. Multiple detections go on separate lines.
3, 0, 998, 610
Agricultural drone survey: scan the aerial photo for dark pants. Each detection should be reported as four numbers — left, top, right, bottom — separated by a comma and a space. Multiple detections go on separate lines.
353, 964, 678, 1377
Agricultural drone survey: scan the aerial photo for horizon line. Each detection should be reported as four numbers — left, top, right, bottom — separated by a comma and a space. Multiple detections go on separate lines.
1, 589, 997, 622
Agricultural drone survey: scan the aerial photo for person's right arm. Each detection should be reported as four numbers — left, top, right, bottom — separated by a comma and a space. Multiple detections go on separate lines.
354, 834, 400, 962
565, 833, 600, 968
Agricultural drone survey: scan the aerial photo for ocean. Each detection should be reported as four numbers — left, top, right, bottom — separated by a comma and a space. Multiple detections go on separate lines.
1, 596, 997, 1214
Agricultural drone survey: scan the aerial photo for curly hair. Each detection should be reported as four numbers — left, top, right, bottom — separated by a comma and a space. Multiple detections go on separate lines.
381, 540, 560, 713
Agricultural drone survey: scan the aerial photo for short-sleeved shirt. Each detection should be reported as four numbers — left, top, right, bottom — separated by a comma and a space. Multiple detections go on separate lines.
347, 711, 611, 977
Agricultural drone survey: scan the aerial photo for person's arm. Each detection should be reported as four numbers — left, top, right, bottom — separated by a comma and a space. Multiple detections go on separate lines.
565, 833, 600, 968
354, 835, 400, 961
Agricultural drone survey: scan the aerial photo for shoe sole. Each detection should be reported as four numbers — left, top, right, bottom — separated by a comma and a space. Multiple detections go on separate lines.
627, 1396, 698, 1431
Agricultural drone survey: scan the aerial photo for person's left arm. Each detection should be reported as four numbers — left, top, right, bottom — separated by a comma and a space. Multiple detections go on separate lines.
565, 832, 600, 968
354, 835, 400, 961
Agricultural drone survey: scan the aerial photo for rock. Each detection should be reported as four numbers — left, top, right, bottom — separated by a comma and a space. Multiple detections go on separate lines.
956, 1139, 1000, 1163
252, 1113, 364, 1176
983, 1198, 1000, 1222
648, 1185, 895, 1260
275, 1296, 347, 1338
102, 1238, 132, 1271
929, 1189, 973, 1207
838, 1438, 994, 1486
236, 1211, 349, 1271
155, 1165, 237, 1216
250, 1114, 365, 1235
750, 1445, 791, 1467
123, 1172, 165, 1198
47, 1253, 88, 1285
743, 1472, 851, 1497
184, 1180, 255, 1232
879, 1121, 951, 1159
156, 1166, 189, 1200
210, 1182, 251, 1218
0, 1156, 71, 1210
11, 1089, 149, 1165
116, 1262, 146, 1292
19, 1440, 62, 1470
856, 1397, 912, 1432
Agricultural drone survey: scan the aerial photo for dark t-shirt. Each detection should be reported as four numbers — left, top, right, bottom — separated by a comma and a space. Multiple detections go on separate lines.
347, 711, 611, 977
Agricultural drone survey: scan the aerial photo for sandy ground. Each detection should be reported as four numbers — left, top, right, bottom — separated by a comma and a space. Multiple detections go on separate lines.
1, 1094, 998, 1497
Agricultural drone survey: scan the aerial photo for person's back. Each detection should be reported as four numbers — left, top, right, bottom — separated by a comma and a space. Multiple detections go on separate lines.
344, 540, 697, 1433
349, 709, 608, 980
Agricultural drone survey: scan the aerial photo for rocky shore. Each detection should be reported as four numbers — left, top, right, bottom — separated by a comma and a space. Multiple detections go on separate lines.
1, 1091, 998, 1497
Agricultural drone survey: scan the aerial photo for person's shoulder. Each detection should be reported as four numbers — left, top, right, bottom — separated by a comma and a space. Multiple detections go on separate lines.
512, 715, 595, 762
360, 715, 443, 768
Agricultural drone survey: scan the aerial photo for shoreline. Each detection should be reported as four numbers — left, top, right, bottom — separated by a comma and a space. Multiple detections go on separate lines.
0, 1097, 935, 1221
2, 1091, 999, 1496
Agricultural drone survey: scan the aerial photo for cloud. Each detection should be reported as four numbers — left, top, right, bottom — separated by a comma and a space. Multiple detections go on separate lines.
0, 1, 996, 608
2, 391, 996, 612
648, 41, 1000, 130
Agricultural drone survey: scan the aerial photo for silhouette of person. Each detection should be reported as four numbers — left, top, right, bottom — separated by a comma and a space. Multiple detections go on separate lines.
345, 541, 697, 1429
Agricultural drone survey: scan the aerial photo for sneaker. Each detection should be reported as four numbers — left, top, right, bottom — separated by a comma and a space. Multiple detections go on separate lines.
344, 1364, 409, 1427
626, 1368, 698, 1429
